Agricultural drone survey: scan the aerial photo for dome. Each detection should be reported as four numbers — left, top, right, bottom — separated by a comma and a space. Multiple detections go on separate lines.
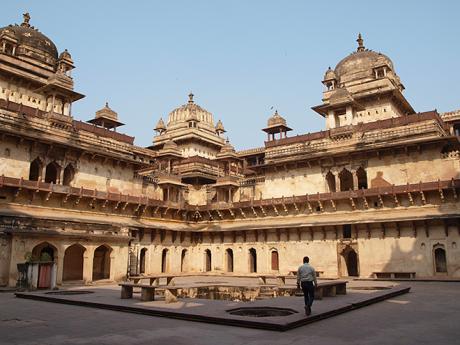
334, 34, 394, 80
323, 67, 336, 81
0, 13, 58, 65
95, 102, 118, 122
215, 119, 225, 133
155, 118, 166, 131
267, 110, 287, 128
167, 93, 215, 127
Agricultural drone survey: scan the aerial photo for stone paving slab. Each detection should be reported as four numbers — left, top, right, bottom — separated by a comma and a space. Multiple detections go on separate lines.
15, 284, 410, 331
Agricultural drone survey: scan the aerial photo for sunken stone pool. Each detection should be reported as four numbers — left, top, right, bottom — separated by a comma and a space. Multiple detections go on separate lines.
227, 307, 298, 317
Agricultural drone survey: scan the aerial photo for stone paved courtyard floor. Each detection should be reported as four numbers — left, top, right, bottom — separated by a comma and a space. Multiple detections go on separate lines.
1, 280, 459, 345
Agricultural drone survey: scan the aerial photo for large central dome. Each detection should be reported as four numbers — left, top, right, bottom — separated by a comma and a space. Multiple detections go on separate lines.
167, 93, 215, 128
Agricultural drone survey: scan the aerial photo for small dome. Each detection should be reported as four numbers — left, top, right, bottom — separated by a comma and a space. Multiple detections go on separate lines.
221, 138, 235, 153
163, 139, 178, 150
215, 119, 225, 133
95, 102, 118, 122
323, 67, 336, 81
329, 87, 353, 104
59, 49, 72, 61
334, 34, 394, 80
0, 13, 58, 66
267, 110, 287, 128
155, 118, 166, 131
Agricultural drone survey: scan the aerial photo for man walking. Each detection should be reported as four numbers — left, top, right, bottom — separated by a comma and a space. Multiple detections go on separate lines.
297, 256, 317, 315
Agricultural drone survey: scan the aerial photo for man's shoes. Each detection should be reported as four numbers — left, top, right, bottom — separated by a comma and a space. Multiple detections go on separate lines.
304, 306, 311, 316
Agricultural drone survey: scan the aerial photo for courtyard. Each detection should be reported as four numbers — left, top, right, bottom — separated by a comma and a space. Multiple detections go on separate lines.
1, 280, 459, 345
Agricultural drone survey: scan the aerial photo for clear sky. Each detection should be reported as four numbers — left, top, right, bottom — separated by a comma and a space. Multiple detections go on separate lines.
2, 1, 460, 150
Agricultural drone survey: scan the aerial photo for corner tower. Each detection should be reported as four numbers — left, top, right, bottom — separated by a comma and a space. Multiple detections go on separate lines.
312, 34, 414, 129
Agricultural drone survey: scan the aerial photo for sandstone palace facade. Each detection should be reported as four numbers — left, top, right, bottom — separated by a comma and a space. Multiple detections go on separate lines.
0, 14, 459, 287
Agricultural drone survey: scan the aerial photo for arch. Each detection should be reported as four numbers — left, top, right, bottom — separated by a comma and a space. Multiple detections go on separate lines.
139, 248, 147, 274
92, 245, 112, 281
181, 249, 189, 272
326, 171, 336, 192
204, 249, 212, 272
340, 246, 359, 277
434, 245, 447, 273
225, 248, 234, 272
63, 244, 85, 281
63, 164, 75, 186
271, 250, 279, 271
45, 161, 61, 184
29, 157, 43, 181
161, 249, 168, 273
339, 168, 353, 191
356, 167, 368, 189
249, 248, 257, 273
32, 242, 57, 262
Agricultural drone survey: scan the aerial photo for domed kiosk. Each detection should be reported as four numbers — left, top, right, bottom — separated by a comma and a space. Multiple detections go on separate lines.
312, 34, 414, 129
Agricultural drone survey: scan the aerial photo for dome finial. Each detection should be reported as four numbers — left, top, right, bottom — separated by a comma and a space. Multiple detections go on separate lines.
21, 12, 31, 28
105, 101, 109, 108
188, 92, 194, 104
356, 33, 365, 52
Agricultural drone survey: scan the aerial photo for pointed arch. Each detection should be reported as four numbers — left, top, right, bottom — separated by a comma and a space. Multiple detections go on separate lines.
92, 245, 112, 280
225, 248, 234, 273
63, 244, 86, 281
339, 168, 353, 191
45, 161, 61, 184
29, 157, 43, 181
63, 164, 75, 186
356, 167, 368, 189
249, 248, 257, 273
204, 249, 212, 272
326, 171, 336, 192
271, 250, 279, 271
139, 248, 147, 274
161, 249, 168, 273
181, 249, 189, 272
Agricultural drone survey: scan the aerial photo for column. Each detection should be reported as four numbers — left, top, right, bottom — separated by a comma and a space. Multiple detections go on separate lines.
352, 170, 359, 190
82, 247, 93, 283
56, 253, 64, 285
345, 106, 353, 126
327, 110, 336, 129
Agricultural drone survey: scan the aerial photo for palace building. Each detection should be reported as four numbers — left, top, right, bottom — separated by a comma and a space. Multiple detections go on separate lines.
0, 14, 459, 288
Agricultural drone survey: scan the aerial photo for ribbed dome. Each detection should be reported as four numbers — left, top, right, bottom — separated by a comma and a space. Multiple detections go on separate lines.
0, 13, 58, 66
167, 93, 215, 127
324, 67, 336, 81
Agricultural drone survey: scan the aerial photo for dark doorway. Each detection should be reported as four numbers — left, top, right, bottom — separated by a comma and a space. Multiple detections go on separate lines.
92, 245, 111, 280
345, 249, 359, 276
205, 249, 212, 272
63, 164, 75, 186
139, 248, 147, 274
249, 248, 257, 273
271, 250, 279, 271
326, 171, 336, 192
356, 167, 368, 189
45, 161, 60, 184
434, 247, 447, 273
181, 249, 188, 272
161, 249, 168, 273
226, 248, 234, 272
29, 158, 42, 181
343, 224, 352, 239
63, 244, 85, 281
339, 168, 353, 191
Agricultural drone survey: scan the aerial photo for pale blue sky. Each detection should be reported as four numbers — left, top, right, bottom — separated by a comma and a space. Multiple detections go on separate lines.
2, 1, 460, 150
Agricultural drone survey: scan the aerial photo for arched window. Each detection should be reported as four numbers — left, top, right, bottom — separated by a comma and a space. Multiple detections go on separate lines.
356, 167, 368, 189
204, 249, 212, 272
249, 248, 257, 273
339, 168, 353, 191
45, 161, 61, 184
139, 248, 147, 274
161, 249, 168, 273
181, 249, 188, 272
63, 164, 75, 186
326, 171, 336, 192
226, 248, 234, 272
271, 250, 279, 271
29, 157, 43, 181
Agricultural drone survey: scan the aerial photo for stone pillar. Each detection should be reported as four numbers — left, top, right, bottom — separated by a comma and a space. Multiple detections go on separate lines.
352, 170, 359, 190
82, 248, 93, 283
345, 106, 353, 126
327, 110, 336, 129
56, 253, 64, 285
335, 174, 341, 192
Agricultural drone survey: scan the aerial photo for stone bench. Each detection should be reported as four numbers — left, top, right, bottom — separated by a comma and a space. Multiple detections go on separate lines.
258, 275, 289, 285
127, 275, 176, 286
289, 270, 324, 277
373, 272, 416, 279
314, 280, 347, 299
119, 283, 157, 301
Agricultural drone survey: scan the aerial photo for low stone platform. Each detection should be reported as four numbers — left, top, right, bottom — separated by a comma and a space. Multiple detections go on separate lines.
15, 282, 410, 331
